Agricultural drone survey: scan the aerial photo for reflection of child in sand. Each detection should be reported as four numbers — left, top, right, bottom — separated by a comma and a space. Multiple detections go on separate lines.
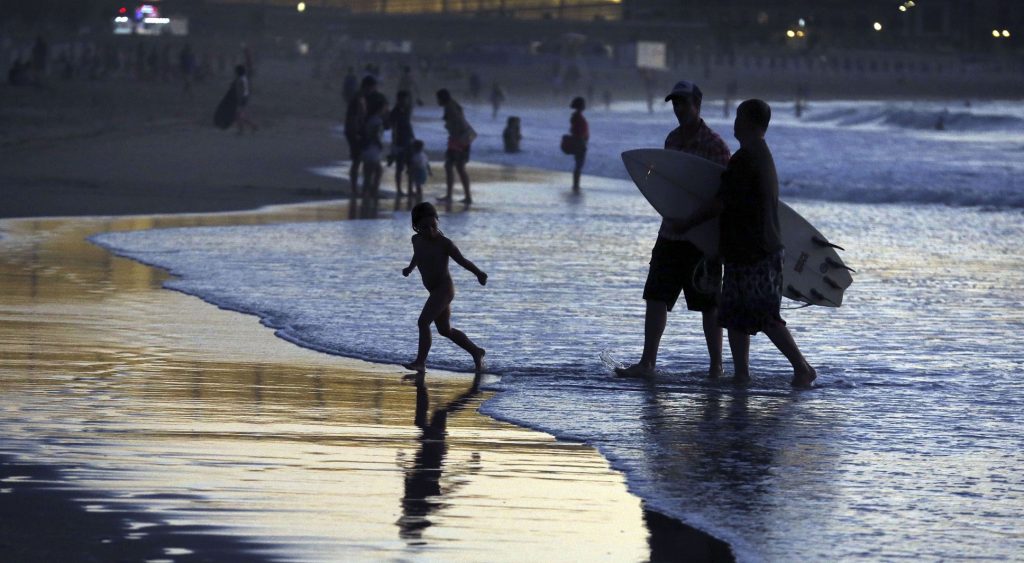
401, 202, 487, 373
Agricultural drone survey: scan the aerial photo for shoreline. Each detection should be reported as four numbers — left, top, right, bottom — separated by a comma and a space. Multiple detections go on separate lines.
0, 201, 734, 562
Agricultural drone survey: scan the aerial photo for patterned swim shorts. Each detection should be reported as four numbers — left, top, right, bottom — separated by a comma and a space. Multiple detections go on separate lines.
718, 250, 787, 335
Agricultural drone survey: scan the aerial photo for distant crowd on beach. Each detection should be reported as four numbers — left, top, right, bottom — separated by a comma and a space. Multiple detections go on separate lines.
6, 32, 828, 388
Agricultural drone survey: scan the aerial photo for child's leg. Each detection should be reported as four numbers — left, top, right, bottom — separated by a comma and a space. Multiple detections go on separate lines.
404, 290, 453, 370
434, 304, 485, 371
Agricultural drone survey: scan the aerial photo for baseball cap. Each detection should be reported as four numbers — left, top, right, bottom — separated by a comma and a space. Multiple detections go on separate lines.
664, 80, 703, 102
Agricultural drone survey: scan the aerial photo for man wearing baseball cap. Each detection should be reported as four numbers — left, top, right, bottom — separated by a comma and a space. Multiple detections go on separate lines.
616, 80, 732, 379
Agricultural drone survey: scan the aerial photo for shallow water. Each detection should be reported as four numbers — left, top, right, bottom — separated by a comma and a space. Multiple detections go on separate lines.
91, 170, 1024, 560
0, 211, 658, 562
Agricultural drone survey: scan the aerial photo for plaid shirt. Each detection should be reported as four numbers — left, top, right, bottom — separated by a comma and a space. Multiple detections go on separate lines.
659, 119, 732, 240
663, 119, 731, 166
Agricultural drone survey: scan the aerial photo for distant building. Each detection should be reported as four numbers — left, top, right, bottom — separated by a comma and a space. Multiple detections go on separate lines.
208, 0, 623, 21
621, 0, 1022, 52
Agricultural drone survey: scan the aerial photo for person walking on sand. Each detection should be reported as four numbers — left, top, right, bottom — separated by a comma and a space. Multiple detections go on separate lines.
671, 99, 816, 388
436, 89, 477, 205
232, 65, 258, 134
360, 99, 389, 217
344, 75, 386, 201
567, 96, 589, 193
616, 80, 731, 380
389, 90, 415, 208
401, 202, 487, 373
490, 81, 506, 120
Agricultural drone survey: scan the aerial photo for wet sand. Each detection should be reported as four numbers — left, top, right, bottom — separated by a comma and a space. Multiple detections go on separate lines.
0, 202, 731, 561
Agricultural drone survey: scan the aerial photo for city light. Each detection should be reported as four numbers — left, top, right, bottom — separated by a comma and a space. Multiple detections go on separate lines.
873, 22, 883, 31
297, 2, 306, 12
1003, 30, 1011, 38
992, 29, 1001, 38
787, 30, 796, 38
899, 5, 907, 12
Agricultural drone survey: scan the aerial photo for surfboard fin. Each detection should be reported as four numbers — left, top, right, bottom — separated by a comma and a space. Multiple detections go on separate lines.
810, 288, 839, 306
786, 285, 805, 301
823, 275, 846, 290
825, 257, 856, 273
812, 236, 845, 251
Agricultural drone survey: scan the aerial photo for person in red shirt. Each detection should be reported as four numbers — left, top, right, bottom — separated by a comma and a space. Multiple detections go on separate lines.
616, 80, 731, 380
568, 96, 589, 193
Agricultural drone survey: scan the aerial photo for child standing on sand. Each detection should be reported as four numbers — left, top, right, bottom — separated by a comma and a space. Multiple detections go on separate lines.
408, 140, 430, 207
402, 202, 487, 373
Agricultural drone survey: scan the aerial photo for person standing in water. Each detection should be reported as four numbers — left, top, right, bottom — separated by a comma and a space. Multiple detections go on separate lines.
401, 202, 487, 373
568, 96, 589, 193
672, 99, 816, 388
436, 89, 476, 205
616, 80, 731, 380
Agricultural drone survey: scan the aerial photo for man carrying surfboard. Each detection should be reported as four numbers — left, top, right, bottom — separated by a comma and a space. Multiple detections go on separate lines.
616, 80, 732, 380
672, 99, 817, 388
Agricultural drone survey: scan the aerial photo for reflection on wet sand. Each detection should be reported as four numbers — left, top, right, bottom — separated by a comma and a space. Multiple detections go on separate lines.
0, 203, 654, 561
399, 372, 482, 543
638, 378, 839, 559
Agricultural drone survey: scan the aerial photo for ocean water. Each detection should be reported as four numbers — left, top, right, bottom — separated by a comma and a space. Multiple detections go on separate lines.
92, 101, 1024, 561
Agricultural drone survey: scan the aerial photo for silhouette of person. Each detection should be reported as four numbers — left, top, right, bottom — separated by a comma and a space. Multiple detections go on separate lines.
616, 80, 731, 380
436, 89, 477, 205
232, 65, 258, 134
489, 82, 506, 120
397, 373, 482, 541
673, 99, 816, 387
389, 90, 415, 207
568, 97, 589, 193
345, 75, 387, 214
401, 202, 487, 373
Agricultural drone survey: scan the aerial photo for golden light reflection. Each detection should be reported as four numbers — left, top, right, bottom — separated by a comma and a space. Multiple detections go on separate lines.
0, 200, 651, 559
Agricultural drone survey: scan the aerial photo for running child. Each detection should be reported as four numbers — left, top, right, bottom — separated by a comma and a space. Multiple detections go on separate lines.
401, 202, 487, 373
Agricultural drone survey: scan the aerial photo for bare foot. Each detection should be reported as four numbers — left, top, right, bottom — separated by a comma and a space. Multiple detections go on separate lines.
472, 347, 486, 373
708, 364, 724, 379
791, 363, 817, 389
403, 361, 425, 373
732, 372, 752, 386
615, 363, 655, 378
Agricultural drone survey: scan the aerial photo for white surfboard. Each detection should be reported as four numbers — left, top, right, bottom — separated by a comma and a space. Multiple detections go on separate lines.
622, 148, 854, 307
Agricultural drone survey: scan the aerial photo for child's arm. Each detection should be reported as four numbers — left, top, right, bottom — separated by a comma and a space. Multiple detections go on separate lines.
446, 239, 487, 285
402, 255, 417, 277
402, 236, 418, 277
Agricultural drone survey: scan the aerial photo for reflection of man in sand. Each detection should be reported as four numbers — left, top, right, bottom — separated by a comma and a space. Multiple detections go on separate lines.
616, 80, 731, 379
397, 373, 482, 541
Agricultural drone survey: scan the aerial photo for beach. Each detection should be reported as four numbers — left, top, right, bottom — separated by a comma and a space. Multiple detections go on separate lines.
0, 206, 733, 561
3, 69, 1024, 561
